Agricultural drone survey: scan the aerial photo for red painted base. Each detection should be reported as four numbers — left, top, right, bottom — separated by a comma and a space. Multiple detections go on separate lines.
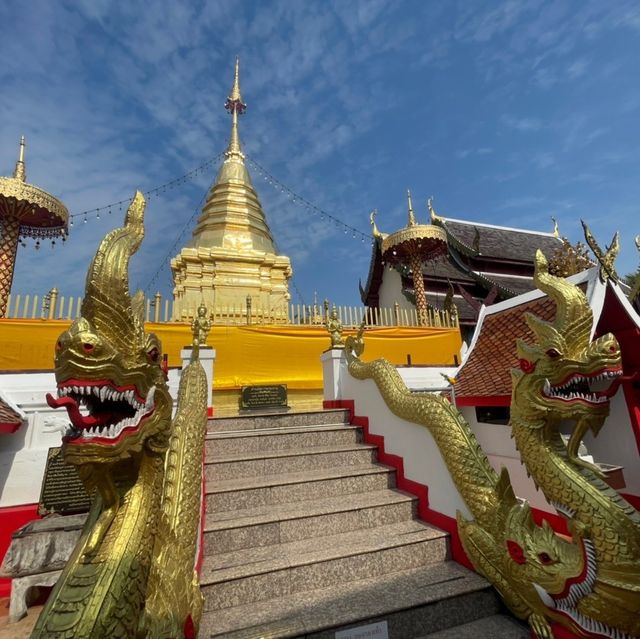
0, 503, 40, 597
324, 399, 472, 569
207, 406, 214, 418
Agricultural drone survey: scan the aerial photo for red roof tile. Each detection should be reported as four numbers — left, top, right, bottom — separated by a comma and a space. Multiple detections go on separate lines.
455, 297, 556, 400
0, 396, 23, 433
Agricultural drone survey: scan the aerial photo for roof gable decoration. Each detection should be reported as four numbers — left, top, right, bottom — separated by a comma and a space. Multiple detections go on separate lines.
0, 388, 26, 434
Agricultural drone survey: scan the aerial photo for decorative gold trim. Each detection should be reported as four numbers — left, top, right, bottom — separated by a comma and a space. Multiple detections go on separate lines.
381, 224, 447, 255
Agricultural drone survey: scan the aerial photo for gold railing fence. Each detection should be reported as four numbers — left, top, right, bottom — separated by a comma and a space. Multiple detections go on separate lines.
3, 291, 458, 329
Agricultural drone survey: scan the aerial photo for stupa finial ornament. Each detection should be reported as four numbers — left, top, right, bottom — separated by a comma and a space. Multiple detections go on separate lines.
551, 216, 560, 238
224, 56, 247, 159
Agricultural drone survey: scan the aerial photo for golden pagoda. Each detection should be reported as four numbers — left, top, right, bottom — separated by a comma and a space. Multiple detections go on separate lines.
171, 58, 292, 322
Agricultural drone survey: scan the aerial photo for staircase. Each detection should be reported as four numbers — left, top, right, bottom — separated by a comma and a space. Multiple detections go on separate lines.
199, 409, 528, 639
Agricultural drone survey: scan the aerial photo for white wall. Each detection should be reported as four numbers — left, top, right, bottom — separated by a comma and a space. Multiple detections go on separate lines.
378, 269, 414, 310
324, 349, 639, 525
460, 406, 554, 512
0, 370, 181, 509
326, 351, 469, 520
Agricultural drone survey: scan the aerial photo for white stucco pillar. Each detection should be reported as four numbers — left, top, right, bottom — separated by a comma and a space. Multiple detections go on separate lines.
181, 346, 215, 413
320, 348, 348, 401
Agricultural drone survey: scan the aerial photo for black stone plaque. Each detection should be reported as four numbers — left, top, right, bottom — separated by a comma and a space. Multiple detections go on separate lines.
38, 447, 92, 516
240, 384, 288, 410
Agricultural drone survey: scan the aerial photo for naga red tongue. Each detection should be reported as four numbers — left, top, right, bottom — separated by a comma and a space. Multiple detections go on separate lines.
46, 393, 112, 430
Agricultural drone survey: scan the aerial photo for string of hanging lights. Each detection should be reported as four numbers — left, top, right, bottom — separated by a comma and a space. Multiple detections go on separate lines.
21, 153, 223, 252
245, 155, 373, 244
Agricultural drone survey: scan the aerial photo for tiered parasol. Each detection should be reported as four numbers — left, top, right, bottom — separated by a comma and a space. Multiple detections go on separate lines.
0, 137, 68, 317
374, 191, 448, 326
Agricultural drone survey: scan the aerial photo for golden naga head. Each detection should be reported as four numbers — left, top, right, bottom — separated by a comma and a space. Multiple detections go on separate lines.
512, 250, 622, 426
504, 504, 597, 634
46, 192, 172, 466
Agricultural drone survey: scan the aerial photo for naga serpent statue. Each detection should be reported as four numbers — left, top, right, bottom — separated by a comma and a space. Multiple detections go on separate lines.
345, 250, 639, 639
31, 192, 208, 638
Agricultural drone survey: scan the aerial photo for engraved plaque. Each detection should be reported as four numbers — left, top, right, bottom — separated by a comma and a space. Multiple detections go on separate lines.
38, 447, 92, 516
240, 384, 287, 410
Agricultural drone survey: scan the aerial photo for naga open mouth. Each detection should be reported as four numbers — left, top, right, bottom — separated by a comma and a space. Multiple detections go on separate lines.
542, 368, 623, 406
45, 380, 156, 445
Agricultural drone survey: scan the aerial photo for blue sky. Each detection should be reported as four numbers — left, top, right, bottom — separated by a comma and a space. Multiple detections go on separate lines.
1, 1, 639, 310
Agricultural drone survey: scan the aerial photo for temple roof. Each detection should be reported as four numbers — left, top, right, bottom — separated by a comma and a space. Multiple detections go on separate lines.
188, 58, 278, 254
361, 210, 564, 326
434, 217, 561, 262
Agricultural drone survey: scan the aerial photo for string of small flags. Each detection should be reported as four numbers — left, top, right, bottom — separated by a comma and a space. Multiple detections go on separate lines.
245, 155, 373, 244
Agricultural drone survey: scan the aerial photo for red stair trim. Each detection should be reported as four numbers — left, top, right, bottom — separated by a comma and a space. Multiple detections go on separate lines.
324, 399, 472, 570
0, 503, 40, 598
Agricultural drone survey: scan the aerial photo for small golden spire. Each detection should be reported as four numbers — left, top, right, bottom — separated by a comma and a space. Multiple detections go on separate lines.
13, 135, 26, 182
551, 216, 560, 238
224, 57, 247, 159
407, 190, 416, 226
229, 56, 242, 103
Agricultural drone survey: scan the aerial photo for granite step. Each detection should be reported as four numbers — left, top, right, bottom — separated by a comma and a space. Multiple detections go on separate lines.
206, 464, 395, 513
204, 489, 416, 554
206, 423, 361, 456
201, 520, 448, 611
200, 560, 499, 638
209, 408, 350, 433
205, 442, 377, 481
418, 613, 529, 638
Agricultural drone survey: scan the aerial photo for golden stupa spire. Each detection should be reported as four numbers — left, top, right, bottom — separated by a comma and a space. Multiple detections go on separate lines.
407, 190, 416, 226
13, 135, 26, 182
224, 56, 247, 159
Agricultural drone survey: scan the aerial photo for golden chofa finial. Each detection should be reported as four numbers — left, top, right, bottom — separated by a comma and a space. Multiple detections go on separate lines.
407, 190, 416, 226
551, 216, 560, 238
370, 209, 383, 240
13, 135, 26, 182
427, 196, 441, 223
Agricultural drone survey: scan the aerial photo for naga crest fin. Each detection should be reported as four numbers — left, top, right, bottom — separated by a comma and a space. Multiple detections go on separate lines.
81, 191, 146, 355
533, 250, 592, 349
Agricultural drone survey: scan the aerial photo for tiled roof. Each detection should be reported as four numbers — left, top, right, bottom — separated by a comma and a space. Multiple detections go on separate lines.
441, 219, 562, 262
455, 297, 556, 399
0, 396, 23, 433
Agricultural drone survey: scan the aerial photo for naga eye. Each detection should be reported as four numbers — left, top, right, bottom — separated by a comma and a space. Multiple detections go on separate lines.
147, 347, 160, 362
545, 348, 560, 359
56, 340, 63, 352
609, 345, 617, 353
538, 552, 554, 565
82, 343, 94, 353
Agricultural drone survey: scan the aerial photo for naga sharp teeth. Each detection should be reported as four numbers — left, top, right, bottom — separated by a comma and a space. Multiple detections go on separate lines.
145, 386, 156, 409
543, 379, 551, 394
